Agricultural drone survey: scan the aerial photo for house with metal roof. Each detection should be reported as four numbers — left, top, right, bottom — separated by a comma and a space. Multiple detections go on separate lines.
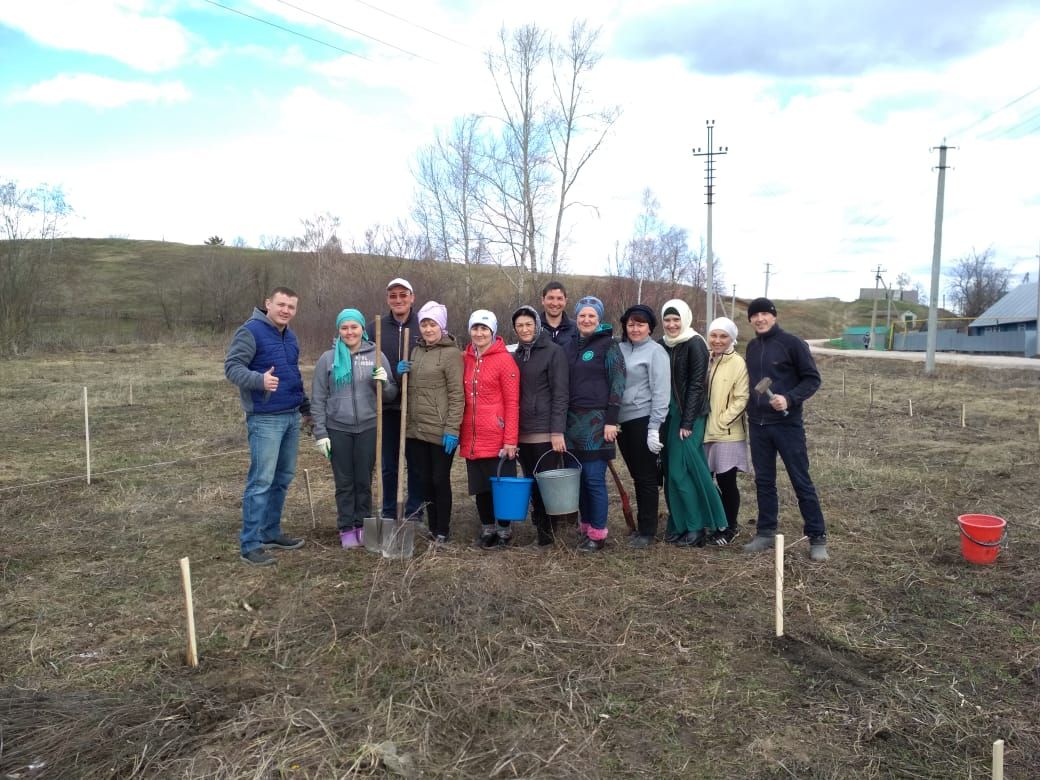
968, 282, 1039, 333
966, 282, 1039, 356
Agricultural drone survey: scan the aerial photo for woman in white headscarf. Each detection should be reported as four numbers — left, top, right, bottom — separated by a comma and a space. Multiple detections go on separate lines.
704, 316, 750, 545
658, 299, 727, 546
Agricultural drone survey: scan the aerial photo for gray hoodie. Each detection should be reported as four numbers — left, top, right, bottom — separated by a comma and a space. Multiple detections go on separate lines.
618, 337, 670, 429
311, 340, 398, 436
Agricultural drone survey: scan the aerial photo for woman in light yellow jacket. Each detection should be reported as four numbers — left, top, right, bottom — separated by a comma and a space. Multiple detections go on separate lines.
704, 317, 749, 545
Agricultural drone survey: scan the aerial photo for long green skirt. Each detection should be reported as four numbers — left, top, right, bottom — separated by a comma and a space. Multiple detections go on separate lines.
663, 403, 727, 535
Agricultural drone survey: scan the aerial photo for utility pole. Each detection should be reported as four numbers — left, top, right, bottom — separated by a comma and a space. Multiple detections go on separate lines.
763, 262, 773, 297
868, 264, 885, 350
925, 142, 952, 375
731, 284, 737, 319
693, 120, 728, 331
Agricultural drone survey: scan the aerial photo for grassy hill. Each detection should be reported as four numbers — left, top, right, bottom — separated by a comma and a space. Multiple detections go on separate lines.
16, 238, 937, 354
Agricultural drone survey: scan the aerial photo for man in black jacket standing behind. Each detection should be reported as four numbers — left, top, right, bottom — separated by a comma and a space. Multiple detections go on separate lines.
371, 278, 424, 522
742, 298, 829, 562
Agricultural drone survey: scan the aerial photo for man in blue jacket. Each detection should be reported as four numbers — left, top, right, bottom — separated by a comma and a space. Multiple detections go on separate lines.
742, 298, 829, 562
225, 287, 311, 566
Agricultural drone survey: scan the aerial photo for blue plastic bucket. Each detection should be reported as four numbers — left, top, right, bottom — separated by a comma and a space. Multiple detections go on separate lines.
490, 456, 533, 522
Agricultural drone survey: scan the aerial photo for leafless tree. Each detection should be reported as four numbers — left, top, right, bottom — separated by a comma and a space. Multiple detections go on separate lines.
0, 179, 71, 354
296, 212, 342, 309
546, 20, 619, 275
412, 116, 486, 297
485, 24, 550, 276
946, 246, 1011, 318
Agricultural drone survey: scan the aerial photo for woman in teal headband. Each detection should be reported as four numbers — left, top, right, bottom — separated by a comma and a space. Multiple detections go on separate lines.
311, 308, 398, 548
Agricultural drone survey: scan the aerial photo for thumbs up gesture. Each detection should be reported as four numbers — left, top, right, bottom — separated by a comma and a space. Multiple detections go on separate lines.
262, 366, 279, 392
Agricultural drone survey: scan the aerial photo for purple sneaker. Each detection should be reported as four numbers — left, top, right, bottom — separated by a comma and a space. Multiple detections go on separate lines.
340, 528, 363, 549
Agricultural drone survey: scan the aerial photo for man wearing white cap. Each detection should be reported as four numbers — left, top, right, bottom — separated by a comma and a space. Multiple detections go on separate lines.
369, 278, 425, 521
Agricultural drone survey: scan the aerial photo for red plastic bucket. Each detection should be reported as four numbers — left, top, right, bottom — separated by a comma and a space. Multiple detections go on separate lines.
957, 514, 1006, 565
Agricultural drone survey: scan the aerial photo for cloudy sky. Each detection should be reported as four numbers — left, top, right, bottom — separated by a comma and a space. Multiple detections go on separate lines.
3, 0, 1039, 303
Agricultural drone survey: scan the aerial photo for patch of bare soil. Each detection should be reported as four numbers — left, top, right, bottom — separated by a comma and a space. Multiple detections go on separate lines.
1, 347, 1038, 778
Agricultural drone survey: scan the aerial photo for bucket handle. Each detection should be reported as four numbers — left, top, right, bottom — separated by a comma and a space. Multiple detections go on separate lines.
532, 448, 582, 475
960, 526, 1008, 548
497, 454, 521, 479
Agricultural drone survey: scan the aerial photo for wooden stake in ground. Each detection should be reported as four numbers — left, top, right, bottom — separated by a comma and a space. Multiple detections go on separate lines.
992, 738, 1004, 779
304, 468, 316, 529
909, 398, 913, 417
83, 386, 91, 485
869, 382, 873, 408
179, 557, 199, 668
129, 381, 134, 406
962, 403, 967, 428
842, 371, 846, 396
775, 534, 785, 638
396, 328, 411, 525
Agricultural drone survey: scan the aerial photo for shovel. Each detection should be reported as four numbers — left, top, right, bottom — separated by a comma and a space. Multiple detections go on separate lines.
754, 377, 788, 417
382, 328, 414, 559
364, 314, 385, 553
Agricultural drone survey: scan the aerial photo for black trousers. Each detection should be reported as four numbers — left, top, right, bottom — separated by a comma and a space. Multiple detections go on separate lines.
405, 438, 456, 538
328, 427, 377, 531
518, 441, 562, 544
617, 416, 661, 537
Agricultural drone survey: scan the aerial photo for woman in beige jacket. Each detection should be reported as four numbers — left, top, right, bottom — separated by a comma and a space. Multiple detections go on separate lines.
400, 301, 465, 544
704, 317, 749, 545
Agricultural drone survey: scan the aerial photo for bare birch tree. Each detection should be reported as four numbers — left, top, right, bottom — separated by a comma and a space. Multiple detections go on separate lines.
546, 20, 619, 275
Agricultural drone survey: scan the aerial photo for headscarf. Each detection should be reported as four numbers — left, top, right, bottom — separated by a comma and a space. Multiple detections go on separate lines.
332, 308, 368, 387
512, 304, 541, 363
660, 299, 700, 347
574, 296, 604, 321
418, 300, 448, 333
707, 317, 739, 352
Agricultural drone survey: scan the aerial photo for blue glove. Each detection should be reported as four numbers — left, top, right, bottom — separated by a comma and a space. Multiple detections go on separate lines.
442, 433, 459, 454
397, 359, 412, 374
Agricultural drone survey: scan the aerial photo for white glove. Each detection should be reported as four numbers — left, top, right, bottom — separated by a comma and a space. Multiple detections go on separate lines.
372, 366, 388, 383
315, 437, 331, 459
646, 428, 663, 454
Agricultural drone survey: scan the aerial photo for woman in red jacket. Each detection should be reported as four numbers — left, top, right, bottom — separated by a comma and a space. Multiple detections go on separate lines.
459, 309, 520, 549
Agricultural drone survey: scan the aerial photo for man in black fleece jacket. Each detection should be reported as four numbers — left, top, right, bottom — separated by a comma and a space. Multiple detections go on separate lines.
742, 298, 830, 562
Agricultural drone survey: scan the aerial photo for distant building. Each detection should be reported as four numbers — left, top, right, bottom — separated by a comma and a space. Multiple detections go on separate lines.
858, 288, 919, 303
968, 282, 1039, 335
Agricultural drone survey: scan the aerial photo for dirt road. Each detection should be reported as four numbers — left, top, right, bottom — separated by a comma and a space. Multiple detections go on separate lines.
809, 341, 1040, 371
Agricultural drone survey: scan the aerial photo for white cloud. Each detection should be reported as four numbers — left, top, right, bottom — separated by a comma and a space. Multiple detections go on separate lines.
0, 0, 192, 72
8, 74, 190, 108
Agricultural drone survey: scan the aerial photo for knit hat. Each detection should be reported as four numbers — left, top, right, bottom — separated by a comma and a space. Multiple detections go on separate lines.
417, 300, 448, 332
574, 296, 605, 321
747, 297, 777, 319
332, 308, 368, 387
620, 304, 657, 338
708, 316, 739, 348
468, 309, 498, 338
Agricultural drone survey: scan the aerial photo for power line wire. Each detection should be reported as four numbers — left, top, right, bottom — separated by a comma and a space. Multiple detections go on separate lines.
346, 0, 476, 51
273, 0, 435, 62
201, 0, 368, 60
948, 82, 1040, 139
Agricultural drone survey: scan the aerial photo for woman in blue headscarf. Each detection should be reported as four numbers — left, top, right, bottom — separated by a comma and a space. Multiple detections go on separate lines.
312, 308, 398, 548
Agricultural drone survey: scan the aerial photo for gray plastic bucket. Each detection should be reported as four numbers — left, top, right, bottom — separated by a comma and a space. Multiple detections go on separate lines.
532, 450, 582, 515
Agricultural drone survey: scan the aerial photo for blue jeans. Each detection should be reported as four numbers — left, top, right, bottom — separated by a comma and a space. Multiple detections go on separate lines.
241, 412, 300, 554
577, 458, 609, 531
749, 421, 826, 539
380, 409, 425, 520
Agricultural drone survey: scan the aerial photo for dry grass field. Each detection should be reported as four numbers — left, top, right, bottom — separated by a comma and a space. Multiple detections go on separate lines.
1, 344, 1038, 778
